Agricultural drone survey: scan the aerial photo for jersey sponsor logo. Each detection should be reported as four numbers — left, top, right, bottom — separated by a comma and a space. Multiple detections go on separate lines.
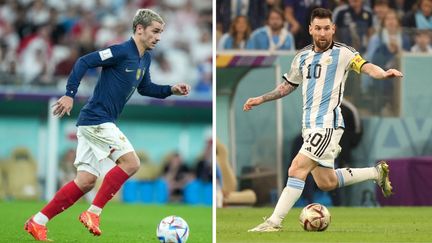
125, 68, 135, 72
99, 48, 113, 61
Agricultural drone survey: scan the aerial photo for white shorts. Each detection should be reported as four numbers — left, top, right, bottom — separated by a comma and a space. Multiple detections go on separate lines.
74, 122, 134, 177
299, 128, 343, 168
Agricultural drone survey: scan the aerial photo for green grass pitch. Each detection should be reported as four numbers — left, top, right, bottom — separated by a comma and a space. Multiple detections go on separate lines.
217, 207, 432, 243
1, 201, 211, 242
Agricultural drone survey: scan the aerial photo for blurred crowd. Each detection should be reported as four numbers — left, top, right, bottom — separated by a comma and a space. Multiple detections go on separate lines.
217, 0, 432, 55
217, 0, 432, 116
0, 0, 212, 96
0, 139, 212, 204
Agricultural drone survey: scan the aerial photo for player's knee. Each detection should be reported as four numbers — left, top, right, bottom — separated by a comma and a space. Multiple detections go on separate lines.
316, 178, 338, 191
122, 156, 140, 175
75, 177, 96, 192
288, 158, 307, 179
129, 158, 140, 174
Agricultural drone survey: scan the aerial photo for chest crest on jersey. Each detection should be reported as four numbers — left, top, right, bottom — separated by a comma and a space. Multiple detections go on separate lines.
136, 68, 146, 80
323, 56, 333, 65
136, 69, 142, 80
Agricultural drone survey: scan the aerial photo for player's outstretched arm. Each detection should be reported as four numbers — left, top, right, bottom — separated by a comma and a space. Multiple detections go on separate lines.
52, 96, 73, 118
361, 63, 403, 80
171, 83, 191, 96
243, 81, 297, 111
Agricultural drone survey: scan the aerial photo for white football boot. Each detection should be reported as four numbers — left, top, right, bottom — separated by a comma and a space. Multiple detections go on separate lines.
248, 218, 281, 232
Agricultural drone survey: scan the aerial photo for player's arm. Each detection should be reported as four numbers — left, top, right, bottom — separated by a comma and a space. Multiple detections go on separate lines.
361, 63, 403, 79
350, 53, 403, 79
65, 46, 124, 98
243, 80, 297, 111
137, 58, 188, 98
53, 46, 125, 118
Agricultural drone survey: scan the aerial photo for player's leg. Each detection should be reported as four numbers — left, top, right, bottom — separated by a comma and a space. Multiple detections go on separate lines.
91, 151, 139, 211
80, 151, 139, 236
310, 166, 339, 191
79, 124, 139, 235
25, 171, 95, 241
321, 161, 392, 197
309, 128, 392, 196
249, 153, 317, 232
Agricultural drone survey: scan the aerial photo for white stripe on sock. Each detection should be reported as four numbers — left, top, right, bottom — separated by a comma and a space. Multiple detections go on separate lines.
33, 212, 49, 226
88, 205, 102, 216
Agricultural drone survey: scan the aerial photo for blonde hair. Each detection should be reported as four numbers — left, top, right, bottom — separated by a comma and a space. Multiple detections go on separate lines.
132, 9, 164, 33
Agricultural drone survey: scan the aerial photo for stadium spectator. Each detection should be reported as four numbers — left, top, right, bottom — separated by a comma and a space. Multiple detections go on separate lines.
0, 21, 19, 80
218, 15, 252, 50
372, 0, 391, 33
0, 1, 210, 93
366, 9, 411, 69
24, 9, 191, 241
333, 0, 374, 54
390, 0, 415, 19
217, 0, 277, 33
283, 0, 329, 49
162, 152, 193, 202
26, 0, 50, 26
402, 0, 432, 30
54, 45, 79, 77
246, 8, 295, 51
17, 23, 54, 85
363, 10, 410, 95
191, 28, 212, 65
195, 139, 212, 183
411, 29, 432, 52
70, 10, 99, 55
195, 59, 212, 94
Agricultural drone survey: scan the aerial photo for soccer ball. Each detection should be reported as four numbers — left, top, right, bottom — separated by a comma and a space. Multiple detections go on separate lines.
299, 203, 331, 231
156, 215, 189, 243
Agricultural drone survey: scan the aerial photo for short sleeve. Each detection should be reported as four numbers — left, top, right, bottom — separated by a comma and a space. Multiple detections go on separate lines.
283, 53, 303, 85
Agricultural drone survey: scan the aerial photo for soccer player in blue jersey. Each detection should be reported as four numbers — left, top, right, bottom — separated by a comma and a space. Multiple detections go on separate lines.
24, 9, 191, 241
244, 8, 402, 232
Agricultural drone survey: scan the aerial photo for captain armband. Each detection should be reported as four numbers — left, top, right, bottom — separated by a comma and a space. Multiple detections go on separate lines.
350, 54, 369, 74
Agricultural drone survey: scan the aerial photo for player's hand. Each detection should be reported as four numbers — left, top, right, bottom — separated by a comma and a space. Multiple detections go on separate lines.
52, 96, 73, 118
383, 69, 403, 78
243, 97, 264, 111
171, 83, 191, 96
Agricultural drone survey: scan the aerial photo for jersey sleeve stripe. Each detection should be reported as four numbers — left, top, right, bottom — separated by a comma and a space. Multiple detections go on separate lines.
334, 42, 357, 53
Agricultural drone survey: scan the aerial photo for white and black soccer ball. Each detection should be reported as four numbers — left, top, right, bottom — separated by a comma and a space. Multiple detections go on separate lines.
156, 215, 189, 243
299, 203, 331, 231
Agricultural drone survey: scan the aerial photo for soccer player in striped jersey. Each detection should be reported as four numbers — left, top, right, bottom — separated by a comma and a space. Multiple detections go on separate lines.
244, 8, 402, 232
24, 9, 191, 241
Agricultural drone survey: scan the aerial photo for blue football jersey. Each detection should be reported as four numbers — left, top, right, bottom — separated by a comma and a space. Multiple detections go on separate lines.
65, 38, 172, 126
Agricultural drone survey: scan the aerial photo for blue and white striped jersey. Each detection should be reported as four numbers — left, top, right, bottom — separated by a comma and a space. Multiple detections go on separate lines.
283, 42, 367, 129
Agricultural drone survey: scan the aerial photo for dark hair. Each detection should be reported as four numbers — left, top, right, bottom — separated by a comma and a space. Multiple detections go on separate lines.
310, 8, 333, 23
229, 16, 252, 44
267, 7, 285, 22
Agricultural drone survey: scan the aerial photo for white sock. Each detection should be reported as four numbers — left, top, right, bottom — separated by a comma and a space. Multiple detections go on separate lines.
335, 167, 378, 188
87, 205, 102, 216
33, 212, 49, 226
268, 177, 304, 225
